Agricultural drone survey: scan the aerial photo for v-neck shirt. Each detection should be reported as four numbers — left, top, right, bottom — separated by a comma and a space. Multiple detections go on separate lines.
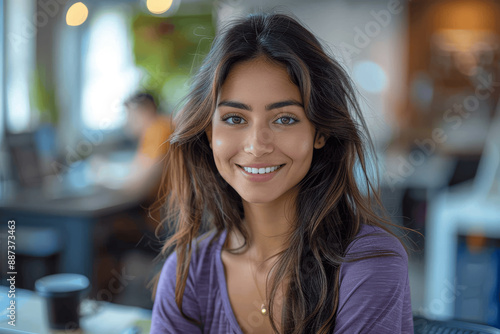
150, 224, 414, 333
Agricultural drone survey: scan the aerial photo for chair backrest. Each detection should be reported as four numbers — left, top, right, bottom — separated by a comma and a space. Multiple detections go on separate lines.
414, 316, 500, 334
4, 131, 43, 187
472, 99, 500, 198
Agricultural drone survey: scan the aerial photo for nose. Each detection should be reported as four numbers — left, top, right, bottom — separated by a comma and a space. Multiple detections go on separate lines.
243, 126, 274, 157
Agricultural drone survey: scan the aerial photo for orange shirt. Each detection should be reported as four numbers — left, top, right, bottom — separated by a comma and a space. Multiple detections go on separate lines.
138, 115, 173, 160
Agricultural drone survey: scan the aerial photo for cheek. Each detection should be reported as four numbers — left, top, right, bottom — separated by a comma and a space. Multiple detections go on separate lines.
211, 127, 240, 166
279, 131, 315, 164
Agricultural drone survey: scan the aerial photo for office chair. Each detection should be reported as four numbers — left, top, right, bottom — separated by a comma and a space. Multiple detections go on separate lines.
425, 99, 500, 320
414, 316, 500, 334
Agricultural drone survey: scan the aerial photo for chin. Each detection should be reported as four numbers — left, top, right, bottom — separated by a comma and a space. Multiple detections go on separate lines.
237, 190, 271, 202
241, 197, 276, 205
238, 191, 284, 205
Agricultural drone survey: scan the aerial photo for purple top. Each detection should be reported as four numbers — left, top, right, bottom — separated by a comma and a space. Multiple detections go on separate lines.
151, 224, 414, 333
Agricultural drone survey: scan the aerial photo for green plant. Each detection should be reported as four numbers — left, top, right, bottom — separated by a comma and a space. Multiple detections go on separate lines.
30, 65, 59, 125
130, 11, 215, 107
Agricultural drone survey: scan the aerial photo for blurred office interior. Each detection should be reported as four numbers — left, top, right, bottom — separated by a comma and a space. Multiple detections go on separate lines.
0, 0, 499, 333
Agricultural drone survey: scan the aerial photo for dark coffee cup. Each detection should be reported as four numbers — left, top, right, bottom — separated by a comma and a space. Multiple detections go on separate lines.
35, 273, 90, 330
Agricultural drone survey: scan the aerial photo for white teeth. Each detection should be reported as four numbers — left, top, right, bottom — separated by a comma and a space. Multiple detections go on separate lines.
242, 165, 282, 174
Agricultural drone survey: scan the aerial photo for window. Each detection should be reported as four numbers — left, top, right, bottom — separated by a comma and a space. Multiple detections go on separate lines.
80, 7, 139, 131
4, 0, 36, 133
0, 0, 4, 143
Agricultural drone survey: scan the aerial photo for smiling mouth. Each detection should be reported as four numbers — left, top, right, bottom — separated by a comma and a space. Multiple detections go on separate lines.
237, 164, 286, 175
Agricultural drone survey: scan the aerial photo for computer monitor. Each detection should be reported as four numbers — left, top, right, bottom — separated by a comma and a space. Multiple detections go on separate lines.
4, 132, 43, 187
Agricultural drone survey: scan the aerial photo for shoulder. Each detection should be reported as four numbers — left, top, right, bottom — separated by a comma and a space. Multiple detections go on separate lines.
334, 224, 413, 333
190, 229, 226, 275
160, 229, 225, 284
344, 223, 408, 262
339, 223, 408, 290
152, 230, 227, 330
157, 229, 227, 304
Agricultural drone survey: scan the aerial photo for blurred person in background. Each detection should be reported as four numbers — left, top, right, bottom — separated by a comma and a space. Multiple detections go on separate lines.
92, 92, 173, 201
108, 91, 173, 243
122, 92, 173, 200
95, 93, 173, 308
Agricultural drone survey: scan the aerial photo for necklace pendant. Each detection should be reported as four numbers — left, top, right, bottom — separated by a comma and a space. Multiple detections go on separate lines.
261, 304, 268, 316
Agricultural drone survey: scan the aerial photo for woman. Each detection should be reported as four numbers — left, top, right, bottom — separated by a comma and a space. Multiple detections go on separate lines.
150, 12, 413, 334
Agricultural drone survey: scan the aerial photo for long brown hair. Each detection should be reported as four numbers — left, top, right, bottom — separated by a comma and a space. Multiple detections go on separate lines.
150, 12, 412, 334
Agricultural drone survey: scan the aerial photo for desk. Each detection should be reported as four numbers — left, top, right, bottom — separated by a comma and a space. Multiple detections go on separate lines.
0, 286, 151, 334
0, 185, 145, 282
0, 184, 145, 216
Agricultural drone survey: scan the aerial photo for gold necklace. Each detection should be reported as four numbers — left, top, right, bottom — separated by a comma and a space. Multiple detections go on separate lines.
247, 254, 268, 316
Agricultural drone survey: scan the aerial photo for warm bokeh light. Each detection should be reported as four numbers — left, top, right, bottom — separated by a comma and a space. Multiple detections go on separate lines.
433, 29, 497, 52
66, 2, 88, 26
146, 0, 173, 15
432, 0, 498, 32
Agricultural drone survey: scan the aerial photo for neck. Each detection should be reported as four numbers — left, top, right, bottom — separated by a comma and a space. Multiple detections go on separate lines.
231, 187, 298, 262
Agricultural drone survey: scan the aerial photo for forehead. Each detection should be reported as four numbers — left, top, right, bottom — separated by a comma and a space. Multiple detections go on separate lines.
219, 57, 302, 104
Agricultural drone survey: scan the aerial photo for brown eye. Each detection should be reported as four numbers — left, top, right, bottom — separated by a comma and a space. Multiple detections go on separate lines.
275, 116, 298, 125
281, 117, 291, 124
231, 116, 242, 124
222, 115, 246, 125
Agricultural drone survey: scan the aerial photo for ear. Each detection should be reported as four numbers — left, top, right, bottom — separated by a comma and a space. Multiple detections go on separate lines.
314, 131, 327, 149
205, 123, 212, 149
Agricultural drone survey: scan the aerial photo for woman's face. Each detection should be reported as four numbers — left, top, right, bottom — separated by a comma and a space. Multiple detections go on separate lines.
205, 57, 325, 205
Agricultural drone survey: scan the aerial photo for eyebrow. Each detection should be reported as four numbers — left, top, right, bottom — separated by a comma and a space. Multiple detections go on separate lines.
217, 99, 304, 111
